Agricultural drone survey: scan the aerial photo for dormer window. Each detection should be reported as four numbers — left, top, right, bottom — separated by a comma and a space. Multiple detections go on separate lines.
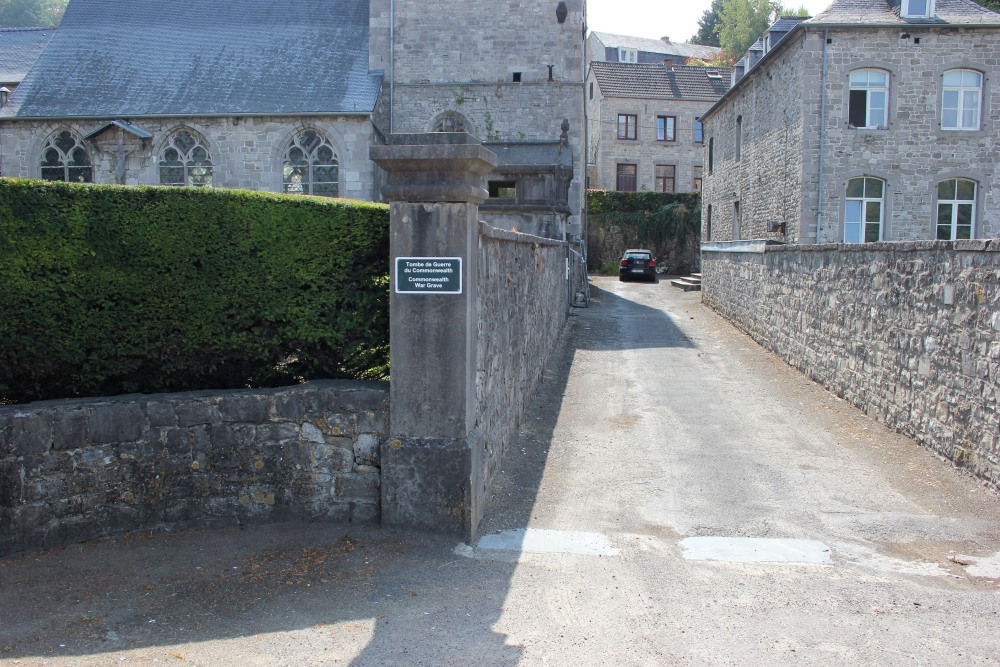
618, 48, 637, 63
901, 0, 934, 18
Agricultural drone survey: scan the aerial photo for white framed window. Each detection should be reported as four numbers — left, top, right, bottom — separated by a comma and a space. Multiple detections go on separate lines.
617, 113, 637, 140
656, 115, 676, 142
655, 164, 675, 193
618, 48, 637, 63
159, 129, 213, 187
283, 130, 339, 197
845, 177, 884, 243
942, 69, 983, 131
937, 179, 976, 240
40, 130, 93, 183
849, 69, 889, 129
901, 0, 934, 18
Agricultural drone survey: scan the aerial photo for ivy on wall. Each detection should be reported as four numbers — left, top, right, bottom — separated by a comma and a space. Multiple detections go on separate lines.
587, 190, 702, 274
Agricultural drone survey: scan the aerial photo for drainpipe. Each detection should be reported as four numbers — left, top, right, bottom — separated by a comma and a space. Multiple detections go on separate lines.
389, 0, 395, 133
814, 29, 829, 244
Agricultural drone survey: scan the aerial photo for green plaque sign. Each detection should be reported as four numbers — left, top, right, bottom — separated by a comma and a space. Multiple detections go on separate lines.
395, 257, 463, 294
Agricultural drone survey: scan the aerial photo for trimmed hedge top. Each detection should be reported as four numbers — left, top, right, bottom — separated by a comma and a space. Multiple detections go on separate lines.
0, 179, 390, 404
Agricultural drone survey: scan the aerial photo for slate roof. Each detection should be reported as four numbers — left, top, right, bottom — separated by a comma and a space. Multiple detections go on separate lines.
591, 62, 731, 101
590, 32, 722, 61
810, 0, 1000, 25
2, 0, 381, 119
0, 27, 54, 85
769, 16, 810, 32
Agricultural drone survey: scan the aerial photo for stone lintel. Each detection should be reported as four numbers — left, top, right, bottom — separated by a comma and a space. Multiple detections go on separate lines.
371, 133, 497, 204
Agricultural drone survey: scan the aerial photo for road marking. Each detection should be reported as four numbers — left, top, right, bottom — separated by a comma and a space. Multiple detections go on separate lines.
457, 529, 620, 557
681, 537, 833, 565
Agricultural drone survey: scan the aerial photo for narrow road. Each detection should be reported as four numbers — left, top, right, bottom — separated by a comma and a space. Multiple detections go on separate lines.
2, 276, 998, 666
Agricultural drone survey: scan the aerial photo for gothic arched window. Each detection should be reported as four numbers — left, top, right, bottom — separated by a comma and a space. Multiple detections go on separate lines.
283, 130, 339, 197
159, 129, 213, 187
40, 130, 93, 183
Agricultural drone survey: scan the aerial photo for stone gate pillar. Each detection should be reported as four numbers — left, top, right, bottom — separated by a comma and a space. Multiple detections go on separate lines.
370, 133, 497, 540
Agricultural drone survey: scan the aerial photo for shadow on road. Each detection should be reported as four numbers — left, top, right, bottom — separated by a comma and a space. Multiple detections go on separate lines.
0, 277, 688, 665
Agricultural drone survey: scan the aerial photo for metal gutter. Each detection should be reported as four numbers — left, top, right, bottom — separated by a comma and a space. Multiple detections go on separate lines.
814, 28, 829, 245
389, 0, 395, 133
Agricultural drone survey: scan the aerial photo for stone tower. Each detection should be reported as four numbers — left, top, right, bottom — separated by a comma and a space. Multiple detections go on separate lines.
369, 0, 587, 235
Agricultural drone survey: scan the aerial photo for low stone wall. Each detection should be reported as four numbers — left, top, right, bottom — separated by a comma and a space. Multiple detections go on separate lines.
0, 381, 388, 556
477, 222, 569, 498
702, 240, 1000, 488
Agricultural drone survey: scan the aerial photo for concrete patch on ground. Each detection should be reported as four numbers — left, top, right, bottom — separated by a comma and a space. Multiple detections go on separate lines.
834, 542, 955, 577
456, 529, 620, 558
681, 537, 833, 565
950, 550, 1000, 579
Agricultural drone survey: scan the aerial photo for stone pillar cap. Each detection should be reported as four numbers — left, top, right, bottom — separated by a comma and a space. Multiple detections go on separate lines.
371, 133, 498, 204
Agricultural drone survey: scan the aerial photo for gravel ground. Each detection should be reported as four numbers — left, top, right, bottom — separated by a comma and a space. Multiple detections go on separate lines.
1, 277, 998, 666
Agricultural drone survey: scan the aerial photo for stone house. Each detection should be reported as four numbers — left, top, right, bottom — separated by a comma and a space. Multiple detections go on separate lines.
586, 61, 730, 193
0, 0, 586, 237
700, 0, 1000, 243
588, 31, 721, 67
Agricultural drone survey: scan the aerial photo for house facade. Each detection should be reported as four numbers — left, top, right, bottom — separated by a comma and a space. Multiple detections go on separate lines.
587, 62, 730, 193
0, 0, 586, 237
700, 0, 1000, 243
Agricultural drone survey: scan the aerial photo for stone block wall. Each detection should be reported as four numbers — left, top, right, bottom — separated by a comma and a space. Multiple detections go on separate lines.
701, 31, 806, 243
0, 381, 388, 556
702, 26, 1000, 245
0, 115, 376, 200
476, 222, 569, 497
811, 27, 1000, 243
702, 240, 1000, 489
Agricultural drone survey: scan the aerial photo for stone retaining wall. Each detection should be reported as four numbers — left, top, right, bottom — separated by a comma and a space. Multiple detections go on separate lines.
477, 222, 569, 499
702, 240, 999, 488
0, 381, 388, 556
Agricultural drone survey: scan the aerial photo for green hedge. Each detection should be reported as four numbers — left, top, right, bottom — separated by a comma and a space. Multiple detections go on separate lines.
0, 179, 390, 404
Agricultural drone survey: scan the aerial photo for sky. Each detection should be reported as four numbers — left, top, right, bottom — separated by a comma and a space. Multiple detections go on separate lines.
586, 0, 835, 43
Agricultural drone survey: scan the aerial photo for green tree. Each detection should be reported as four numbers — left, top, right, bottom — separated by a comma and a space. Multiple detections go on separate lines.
775, 5, 810, 17
691, 0, 725, 46
718, 0, 778, 59
0, 0, 67, 27
975, 0, 1000, 10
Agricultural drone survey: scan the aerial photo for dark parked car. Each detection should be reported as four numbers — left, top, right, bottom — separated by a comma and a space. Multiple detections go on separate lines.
619, 249, 657, 282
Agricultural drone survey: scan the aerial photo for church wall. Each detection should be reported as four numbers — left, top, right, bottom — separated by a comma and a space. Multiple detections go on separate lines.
0, 115, 377, 201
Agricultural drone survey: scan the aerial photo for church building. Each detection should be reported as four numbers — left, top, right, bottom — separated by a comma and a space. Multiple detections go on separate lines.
0, 0, 586, 237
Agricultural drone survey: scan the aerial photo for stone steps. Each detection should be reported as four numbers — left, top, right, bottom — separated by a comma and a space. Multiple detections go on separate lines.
670, 272, 702, 292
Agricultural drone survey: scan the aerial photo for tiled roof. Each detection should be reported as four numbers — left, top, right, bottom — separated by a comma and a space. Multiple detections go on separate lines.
0, 27, 53, 85
590, 31, 722, 60
591, 62, 731, 101
2, 0, 381, 118
810, 0, 1000, 25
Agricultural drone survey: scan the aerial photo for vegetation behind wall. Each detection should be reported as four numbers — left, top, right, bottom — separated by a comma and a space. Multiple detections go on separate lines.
0, 179, 389, 404
586, 190, 701, 275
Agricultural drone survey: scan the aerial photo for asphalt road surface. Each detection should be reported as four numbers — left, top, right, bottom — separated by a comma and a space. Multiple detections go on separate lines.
2, 276, 999, 666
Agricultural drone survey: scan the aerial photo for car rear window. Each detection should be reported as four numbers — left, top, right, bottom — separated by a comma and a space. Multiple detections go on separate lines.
625, 253, 651, 260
